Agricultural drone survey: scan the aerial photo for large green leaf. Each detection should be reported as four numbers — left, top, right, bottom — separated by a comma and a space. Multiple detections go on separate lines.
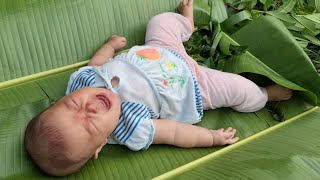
218, 32, 317, 104
0, 0, 180, 82
231, 15, 320, 103
36, 70, 76, 102
155, 107, 320, 179
1, 0, 319, 179
268, 93, 315, 120
0, 82, 47, 111
0, 100, 51, 179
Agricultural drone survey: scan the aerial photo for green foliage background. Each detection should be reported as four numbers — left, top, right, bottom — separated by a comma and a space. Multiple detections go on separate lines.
186, 0, 320, 120
187, 0, 320, 72
0, 0, 319, 179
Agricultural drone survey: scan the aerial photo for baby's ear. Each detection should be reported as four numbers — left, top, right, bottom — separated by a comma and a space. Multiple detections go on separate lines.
93, 139, 108, 159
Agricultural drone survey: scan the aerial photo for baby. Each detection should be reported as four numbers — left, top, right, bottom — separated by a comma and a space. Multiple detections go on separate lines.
24, 0, 293, 177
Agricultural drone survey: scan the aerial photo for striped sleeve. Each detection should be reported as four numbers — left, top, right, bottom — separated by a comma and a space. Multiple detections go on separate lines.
66, 66, 96, 94
110, 102, 158, 151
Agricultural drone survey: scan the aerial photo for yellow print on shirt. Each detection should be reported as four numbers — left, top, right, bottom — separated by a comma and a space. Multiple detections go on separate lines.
160, 61, 185, 88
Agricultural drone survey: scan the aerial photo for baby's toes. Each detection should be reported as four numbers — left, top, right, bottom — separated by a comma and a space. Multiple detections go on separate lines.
285, 89, 293, 94
284, 94, 293, 100
284, 91, 293, 100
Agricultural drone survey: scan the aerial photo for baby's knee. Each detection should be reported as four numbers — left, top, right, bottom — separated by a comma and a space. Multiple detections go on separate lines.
149, 12, 176, 25
231, 99, 266, 112
225, 75, 267, 112
231, 85, 268, 112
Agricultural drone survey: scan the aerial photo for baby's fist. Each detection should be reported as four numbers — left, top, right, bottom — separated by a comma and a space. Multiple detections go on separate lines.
107, 35, 127, 51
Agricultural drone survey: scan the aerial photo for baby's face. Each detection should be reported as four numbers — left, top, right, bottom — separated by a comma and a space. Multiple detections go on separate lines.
42, 87, 121, 159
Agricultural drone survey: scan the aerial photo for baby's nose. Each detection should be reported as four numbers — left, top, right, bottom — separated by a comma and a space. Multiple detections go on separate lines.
86, 103, 98, 113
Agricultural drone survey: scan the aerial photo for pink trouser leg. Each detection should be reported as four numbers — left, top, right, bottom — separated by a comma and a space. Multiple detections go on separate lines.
145, 12, 268, 112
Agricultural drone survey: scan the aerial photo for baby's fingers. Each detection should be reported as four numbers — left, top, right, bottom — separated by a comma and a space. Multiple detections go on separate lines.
225, 129, 238, 145
225, 129, 237, 139
226, 137, 239, 144
225, 127, 233, 132
210, 128, 238, 146
224, 127, 237, 133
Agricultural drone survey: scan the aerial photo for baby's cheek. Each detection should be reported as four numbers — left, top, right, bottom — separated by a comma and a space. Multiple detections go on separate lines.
84, 120, 101, 136
74, 111, 87, 121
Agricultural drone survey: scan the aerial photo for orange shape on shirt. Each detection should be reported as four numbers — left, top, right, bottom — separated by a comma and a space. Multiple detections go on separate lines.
136, 48, 161, 60
163, 80, 168, 86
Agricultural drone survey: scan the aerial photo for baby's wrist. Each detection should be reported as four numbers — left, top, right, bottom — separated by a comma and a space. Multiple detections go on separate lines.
104, 43, 116, 53
208, 129, 214, 146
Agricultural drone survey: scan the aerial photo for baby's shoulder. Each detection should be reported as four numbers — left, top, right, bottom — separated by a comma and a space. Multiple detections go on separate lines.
120, 101, 159, 119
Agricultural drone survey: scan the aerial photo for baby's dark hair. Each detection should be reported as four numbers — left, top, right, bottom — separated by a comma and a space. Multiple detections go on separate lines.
24, 110, 88, 176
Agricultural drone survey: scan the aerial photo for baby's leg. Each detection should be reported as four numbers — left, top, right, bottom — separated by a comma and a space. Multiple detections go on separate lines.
199, 66, 269, 112
199, 66, 293, 112
145, 0, 194, 50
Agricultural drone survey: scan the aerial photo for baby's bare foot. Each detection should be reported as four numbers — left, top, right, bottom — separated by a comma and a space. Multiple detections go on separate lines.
178, 0, 194, 31
106, 35, 127, 51
266, 84, 293, 101
210, 127, 239, 146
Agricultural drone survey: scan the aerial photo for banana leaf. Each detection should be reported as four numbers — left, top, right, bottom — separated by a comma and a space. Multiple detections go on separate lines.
156, 107, 320, 179
0, 0, 279, 179
189, 2, 320, 107
0, 0, 180, 82
0, 0, 320, 179
231, 15, 320, 104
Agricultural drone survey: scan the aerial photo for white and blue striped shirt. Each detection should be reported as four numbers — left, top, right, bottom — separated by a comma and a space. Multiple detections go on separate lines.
108, 102, 159, 150
66, 46, 203, 150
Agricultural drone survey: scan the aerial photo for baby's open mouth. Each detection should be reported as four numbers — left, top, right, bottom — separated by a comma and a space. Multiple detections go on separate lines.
96, 94, 111, 110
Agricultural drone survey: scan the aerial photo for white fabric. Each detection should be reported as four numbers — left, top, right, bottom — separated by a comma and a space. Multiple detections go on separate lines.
115, 45, 202, 124
65, 46, 204, 150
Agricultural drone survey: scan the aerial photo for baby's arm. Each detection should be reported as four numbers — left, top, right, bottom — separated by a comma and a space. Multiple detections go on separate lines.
153, 119, 239, 148
88, 35, 127, 66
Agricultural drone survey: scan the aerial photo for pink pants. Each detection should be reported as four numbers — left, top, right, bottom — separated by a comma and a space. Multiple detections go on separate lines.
145, 12, 268, 112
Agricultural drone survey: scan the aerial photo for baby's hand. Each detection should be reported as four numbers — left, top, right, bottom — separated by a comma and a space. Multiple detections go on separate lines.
210, 127, 239, 146
106, 35, 127, 51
